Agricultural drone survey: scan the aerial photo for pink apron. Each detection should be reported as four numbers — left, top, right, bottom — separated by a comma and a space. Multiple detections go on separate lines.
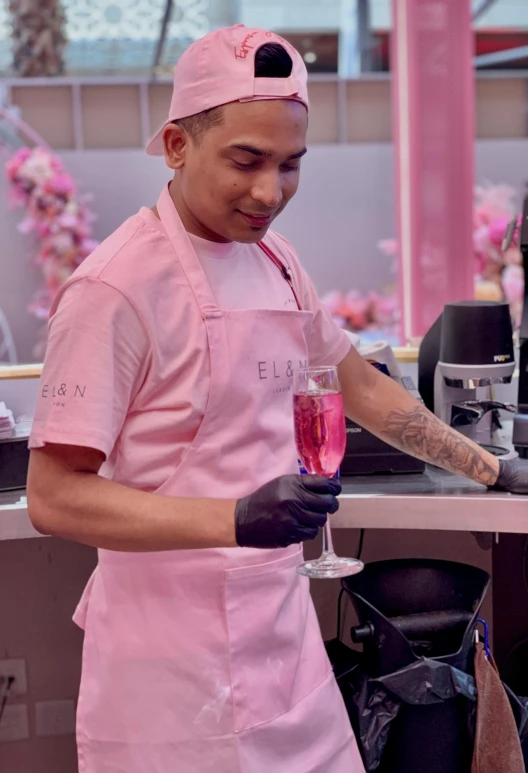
74, 186, 364, 773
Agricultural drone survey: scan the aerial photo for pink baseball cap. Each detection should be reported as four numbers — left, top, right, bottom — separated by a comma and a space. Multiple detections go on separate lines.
146, 24, 309, 156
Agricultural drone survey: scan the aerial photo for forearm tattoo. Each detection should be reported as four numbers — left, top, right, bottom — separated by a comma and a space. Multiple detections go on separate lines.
381, 406, 499, 485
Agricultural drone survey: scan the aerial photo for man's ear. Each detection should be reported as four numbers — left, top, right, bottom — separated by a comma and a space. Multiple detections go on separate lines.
162, 124, 188, 171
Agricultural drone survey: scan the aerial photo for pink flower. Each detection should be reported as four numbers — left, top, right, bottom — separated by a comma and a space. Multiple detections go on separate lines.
377, 239, 398, 257
5, 144, 99, 322
349, 311, 369, 331
80, 238, 98, 257
43, 173, 76, 197
5, 148, 31, 181
474, 205, 488, 228
344, 290, 370, 314
14, 147, 32, 164
488, 216, 511, 248
48, 231, 75, 253
473, 224, 490, 256
502, 264, 524, 305
474, 183, 517, 223
6, 187, 29, 208
321, 291, 345, 316
372, 293, 399, 326
36, 222, 52, 238
18, 149, 55, 185
57, 212, 80, 229
28, 287, 53, 320
17, 217, 37, 234
504, 246, 522, 266
341, 291, 371, 330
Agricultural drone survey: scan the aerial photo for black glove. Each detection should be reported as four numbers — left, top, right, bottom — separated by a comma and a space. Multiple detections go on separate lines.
235, 474, 341, 549
489, 458, 528, 494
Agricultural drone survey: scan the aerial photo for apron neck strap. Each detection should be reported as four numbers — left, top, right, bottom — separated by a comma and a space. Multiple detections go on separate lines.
156, 184, 217, 311
257, 242, 303, 311
157, 184, 303, 312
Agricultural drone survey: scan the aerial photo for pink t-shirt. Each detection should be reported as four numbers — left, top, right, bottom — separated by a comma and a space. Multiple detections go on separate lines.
186, 228, 299, 312
29, 206, 351, 489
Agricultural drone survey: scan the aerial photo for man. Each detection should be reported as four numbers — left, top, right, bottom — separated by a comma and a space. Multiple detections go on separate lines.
27, 24, 527, 773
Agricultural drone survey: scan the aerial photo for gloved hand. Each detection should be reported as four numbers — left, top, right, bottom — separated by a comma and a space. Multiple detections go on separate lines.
489, 457, 528, 494
235, 474, 341, 549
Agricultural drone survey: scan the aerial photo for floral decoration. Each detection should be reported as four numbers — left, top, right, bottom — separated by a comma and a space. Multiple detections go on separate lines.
322, 183, 524, 339
5, 146, 98, 356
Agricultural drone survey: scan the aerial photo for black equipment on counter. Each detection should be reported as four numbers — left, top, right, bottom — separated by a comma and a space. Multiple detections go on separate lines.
0, 436, 30, 491
341, 374, 425, 476
418, 300, 515, 457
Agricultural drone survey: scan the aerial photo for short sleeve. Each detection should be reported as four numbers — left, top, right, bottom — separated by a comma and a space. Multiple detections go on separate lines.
29, 277, 150, 458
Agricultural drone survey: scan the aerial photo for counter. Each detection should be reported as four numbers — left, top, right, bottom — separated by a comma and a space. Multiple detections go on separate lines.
2, 466, 527, 541
0, 491, 38, 540
336, 467, 528, 534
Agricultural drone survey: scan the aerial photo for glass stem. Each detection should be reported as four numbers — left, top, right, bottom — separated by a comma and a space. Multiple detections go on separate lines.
322, 519, 335, 556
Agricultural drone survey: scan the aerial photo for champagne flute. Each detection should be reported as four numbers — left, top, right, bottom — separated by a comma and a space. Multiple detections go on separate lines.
293, 366, 364, 579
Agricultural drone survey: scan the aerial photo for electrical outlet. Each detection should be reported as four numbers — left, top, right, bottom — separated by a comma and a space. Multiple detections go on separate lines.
0, 704, 30, 742
0, 659, 27, 696
35, 700, 76, 737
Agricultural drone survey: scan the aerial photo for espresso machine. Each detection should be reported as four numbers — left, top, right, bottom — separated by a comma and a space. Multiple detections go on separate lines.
419, 300, 515, 456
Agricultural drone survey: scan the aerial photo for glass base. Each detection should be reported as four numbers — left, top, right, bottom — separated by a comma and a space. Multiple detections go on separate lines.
297, 552, 364, 579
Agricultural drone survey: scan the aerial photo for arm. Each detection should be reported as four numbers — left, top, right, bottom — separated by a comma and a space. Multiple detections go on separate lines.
27, 444, 337, 552
338, 346, 500, 486
27, 444, 238, 551
26, 282, 239, 552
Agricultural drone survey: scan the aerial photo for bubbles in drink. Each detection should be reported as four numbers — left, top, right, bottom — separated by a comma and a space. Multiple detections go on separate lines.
293, 391, 346, 477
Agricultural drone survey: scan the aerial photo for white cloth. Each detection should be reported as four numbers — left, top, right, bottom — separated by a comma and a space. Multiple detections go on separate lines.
0, 402, 15, 439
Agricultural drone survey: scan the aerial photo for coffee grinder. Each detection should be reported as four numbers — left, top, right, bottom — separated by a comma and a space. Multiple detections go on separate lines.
419, 301, 515, 456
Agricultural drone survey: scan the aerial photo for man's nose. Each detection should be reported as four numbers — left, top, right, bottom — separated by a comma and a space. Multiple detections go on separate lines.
251, 170, 282, 210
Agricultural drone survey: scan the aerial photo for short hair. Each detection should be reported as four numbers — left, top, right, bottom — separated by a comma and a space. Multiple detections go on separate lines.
173, 42, 294, 144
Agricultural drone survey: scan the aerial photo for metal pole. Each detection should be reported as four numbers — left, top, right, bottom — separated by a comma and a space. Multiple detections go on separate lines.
340, 0, 374, 77
358, 0, 374, 73
472, 0, 498, 22
339, 0, 359, 77
152, 0, 174, 75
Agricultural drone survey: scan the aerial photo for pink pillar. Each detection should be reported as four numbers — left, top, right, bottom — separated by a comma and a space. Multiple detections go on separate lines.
391, 0, 475, 342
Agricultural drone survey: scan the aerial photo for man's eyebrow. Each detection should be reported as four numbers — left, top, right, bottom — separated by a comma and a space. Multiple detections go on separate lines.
288, 148, 308, 160
228, 144, 308, 160
229, 144, 270, 157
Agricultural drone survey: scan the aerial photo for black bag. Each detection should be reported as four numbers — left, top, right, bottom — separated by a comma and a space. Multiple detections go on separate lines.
327, 640, 528, 772
328, 559, 528, 772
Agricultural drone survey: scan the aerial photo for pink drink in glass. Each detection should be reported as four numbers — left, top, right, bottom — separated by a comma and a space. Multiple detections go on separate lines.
293, 391, 346, 477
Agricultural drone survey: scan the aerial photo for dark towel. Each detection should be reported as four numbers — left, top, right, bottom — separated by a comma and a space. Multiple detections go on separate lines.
472, 642, 526, 773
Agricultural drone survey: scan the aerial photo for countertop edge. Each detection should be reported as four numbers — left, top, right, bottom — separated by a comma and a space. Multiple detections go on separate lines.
0, 502, 44, 541
2, 488, 528, 541
334, 491, 528, 533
